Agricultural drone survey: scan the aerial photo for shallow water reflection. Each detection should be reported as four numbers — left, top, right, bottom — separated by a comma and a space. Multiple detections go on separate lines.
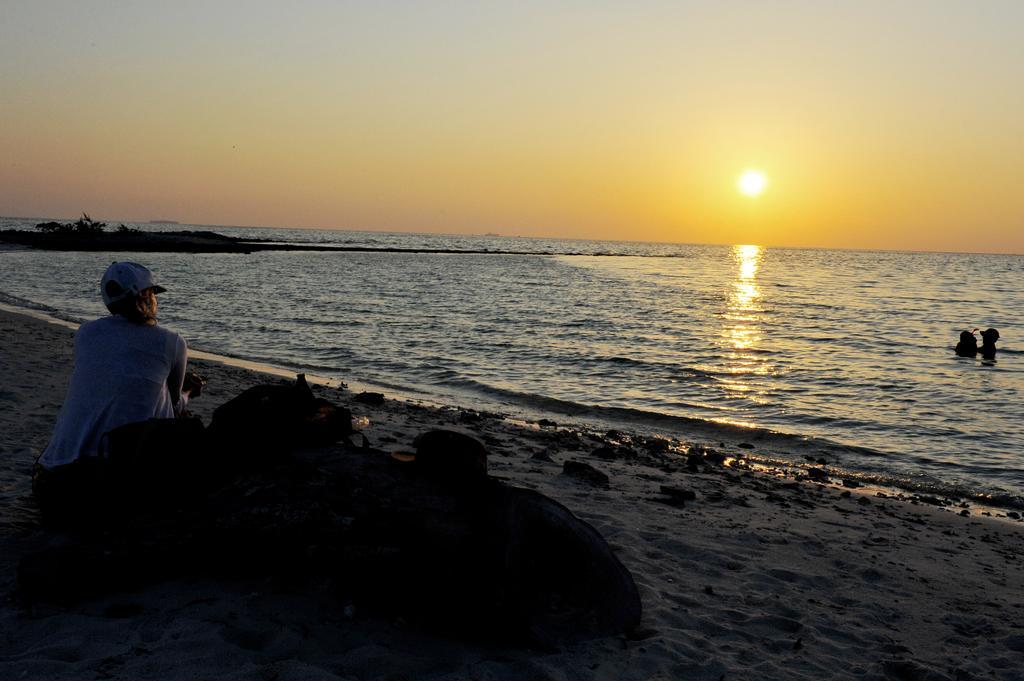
721, 245, 771, 401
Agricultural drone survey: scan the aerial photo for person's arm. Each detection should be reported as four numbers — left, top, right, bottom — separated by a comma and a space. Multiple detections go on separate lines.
168, 334, 189, 417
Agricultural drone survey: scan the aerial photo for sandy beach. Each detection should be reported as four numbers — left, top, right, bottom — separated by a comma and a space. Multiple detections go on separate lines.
1, 307, 1022, 681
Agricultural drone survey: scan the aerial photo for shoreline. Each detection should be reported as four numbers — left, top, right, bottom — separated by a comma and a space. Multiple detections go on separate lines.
2, 300, 1020, 515
1, 306, 1023, 679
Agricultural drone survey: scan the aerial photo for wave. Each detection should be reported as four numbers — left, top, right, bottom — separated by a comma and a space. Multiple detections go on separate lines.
0, 290, 59, 314
431, 373, 864, 449
0, 291, 86, 327
427, 373, 1024, 510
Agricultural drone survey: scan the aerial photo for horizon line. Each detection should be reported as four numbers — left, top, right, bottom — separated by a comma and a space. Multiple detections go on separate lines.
2, 214, 1021, 259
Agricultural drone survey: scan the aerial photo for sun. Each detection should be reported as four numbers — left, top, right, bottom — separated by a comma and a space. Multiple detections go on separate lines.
737, 169, 768, 197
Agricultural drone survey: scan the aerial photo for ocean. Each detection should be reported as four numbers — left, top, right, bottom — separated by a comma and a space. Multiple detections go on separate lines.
1, 219, 1021, 508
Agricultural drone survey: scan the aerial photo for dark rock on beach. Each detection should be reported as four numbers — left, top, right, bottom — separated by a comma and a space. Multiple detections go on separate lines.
593, 445, 637, 461
562, 460, 611, 487
657, 485, 696, 508
642, 437, 672, 453
700, 448, 727, 465
805, 467, 830, 482
684, 454, 703, 472
353, 391, 385, 406
412, 429, 489, 483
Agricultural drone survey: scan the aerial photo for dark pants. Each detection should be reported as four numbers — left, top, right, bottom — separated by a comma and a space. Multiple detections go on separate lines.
33, 417, 208, 529
32, 457, 109, 527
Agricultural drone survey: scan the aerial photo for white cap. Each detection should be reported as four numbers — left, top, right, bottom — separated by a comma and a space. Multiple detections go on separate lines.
100, 262, 167, 307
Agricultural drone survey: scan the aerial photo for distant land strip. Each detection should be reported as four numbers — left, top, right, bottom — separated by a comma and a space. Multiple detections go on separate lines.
0, 229, 615, 256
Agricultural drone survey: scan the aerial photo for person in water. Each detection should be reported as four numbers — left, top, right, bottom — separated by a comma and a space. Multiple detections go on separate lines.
979, 328, 1000, 360
955, 329, 979, 357
34, 262, 203, 516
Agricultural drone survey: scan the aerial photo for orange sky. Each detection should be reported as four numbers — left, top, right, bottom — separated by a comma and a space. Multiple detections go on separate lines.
2, 2, 1023, 253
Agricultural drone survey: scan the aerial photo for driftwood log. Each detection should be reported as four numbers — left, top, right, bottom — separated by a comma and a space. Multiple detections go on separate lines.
19, 377, 642, 645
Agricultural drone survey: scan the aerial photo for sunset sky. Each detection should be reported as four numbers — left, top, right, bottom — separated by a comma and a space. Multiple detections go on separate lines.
2, 2, 1023, 253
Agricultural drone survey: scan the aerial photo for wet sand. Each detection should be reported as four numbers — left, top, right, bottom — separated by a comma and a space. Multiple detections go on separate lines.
1, 308, 1022, 680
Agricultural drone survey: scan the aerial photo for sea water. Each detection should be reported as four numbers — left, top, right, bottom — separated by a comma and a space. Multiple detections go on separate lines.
1, 219, 1021, 507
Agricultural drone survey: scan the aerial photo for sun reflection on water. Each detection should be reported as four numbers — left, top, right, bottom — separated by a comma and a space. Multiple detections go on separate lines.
726, 244, 764, 351
719, 244, 772, 401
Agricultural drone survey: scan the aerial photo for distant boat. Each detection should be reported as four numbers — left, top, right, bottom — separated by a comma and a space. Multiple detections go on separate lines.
149, 220, 180, 224
484, 232, 501, 237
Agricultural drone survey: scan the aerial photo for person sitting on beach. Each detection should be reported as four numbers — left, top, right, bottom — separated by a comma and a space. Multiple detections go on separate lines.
979, 328, 1000, 360
33, 262, 203, 517
955, 329, 979, 357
